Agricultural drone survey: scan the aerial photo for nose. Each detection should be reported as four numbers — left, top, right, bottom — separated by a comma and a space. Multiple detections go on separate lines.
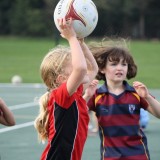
116, 64, 123, 70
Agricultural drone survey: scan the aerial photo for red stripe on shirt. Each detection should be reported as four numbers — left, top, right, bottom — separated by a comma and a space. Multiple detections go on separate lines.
104, 154, 148, 160
104, 135, 142, 147
99, 114, 139, 127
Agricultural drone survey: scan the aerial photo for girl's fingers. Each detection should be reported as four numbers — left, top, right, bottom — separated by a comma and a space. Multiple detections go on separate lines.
66, 17, 71, 25
57, 17, 73, 30
90, 80, 99, 86
62, 17, 67, 27
57, 18, 66, 30
57, 18, 63, 29
133, 81, 143, 87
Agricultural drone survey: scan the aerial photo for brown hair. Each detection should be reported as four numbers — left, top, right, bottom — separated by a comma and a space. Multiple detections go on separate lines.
90, 39, 137, 81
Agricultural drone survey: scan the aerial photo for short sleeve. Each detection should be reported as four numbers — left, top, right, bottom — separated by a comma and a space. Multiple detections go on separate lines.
87, 94, 96, 112
51, 83, 83, 109
140, 94, 155, 110
140, 98, 148, 110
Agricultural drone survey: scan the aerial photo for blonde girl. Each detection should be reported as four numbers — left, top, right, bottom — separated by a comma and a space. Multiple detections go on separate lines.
34, 18, 98, 160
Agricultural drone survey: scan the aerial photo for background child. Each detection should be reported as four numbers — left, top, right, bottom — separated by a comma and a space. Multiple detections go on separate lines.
140, 108, 150, 129
0, 98, 15, 126
84, 40, 160, 160
34, 17, 98, 160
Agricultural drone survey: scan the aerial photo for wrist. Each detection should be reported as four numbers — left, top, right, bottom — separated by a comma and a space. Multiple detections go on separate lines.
80, 42, 86, 48
83, 93, 92, 102
145, 94, 152, 100
84, 93, 92, 99
68, 36, 78, 42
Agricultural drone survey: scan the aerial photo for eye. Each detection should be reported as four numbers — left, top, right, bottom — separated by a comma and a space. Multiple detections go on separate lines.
122, 63, 127, 66
110, 62, 117, 66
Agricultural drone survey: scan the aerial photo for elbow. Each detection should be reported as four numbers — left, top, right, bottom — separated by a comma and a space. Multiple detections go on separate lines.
153, 112, 160, 119
75, 66, 87, 76
79, 68, 88, 81
72, 64, 88, 81
81, 67, 87, 76
95, 67, 98, 75
91, 65, 98, 77
155, 109, 160, 119
90, 66, 98, 79
93, 62, 98, 73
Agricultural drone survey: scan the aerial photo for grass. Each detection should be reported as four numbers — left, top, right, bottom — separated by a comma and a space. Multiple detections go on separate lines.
129, 40, 160, 88
0, 36, 55, 83
0, 36, 160, 88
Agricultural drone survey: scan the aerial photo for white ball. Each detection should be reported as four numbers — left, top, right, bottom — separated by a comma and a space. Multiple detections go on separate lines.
54, 0, 98, 38
11, 75, 22, 84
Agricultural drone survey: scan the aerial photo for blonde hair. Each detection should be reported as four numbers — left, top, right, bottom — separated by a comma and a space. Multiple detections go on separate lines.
34, 46, 71, 142
34, 92, 49, 142
40, 46, 71, 90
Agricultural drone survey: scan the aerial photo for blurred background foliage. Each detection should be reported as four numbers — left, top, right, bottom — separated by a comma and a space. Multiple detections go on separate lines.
0, 0, 160, 39
0, 0, 160, 87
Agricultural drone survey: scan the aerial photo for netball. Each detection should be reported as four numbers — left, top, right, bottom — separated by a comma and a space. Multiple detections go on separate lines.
11, 75, 22, 84
53, 0, 98, 38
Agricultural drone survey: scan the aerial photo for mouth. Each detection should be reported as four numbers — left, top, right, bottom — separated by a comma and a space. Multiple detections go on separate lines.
115, 73, 123, 77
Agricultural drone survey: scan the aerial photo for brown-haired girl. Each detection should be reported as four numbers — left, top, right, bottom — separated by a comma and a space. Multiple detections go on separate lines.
84, 40, 160, 160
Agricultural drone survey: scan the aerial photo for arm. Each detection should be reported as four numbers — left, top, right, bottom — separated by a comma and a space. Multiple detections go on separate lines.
0, 98, 15, 126
89, 111, 98, 133
84, 80, 99, 133
83, 79, 99, 102
133, 81, 160, 118
79, 39, 98, 90
58, 18, 87, 96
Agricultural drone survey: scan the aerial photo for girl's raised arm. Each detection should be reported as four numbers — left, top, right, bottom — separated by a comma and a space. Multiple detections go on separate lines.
58, 18, 87, 96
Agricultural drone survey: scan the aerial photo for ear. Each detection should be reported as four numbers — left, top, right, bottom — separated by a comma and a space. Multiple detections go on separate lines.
56, 75, 66, 84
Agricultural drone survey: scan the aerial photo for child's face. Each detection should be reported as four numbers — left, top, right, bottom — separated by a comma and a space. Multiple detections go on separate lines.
101, 58, 128, 83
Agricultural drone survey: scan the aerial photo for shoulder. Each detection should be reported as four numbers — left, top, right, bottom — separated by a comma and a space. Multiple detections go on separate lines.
123, 81, 135, 92
97, 82, 109, 94
50, 83, 83, 109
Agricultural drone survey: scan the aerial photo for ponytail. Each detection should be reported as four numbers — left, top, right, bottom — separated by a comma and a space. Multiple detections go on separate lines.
34, 92, 49, 142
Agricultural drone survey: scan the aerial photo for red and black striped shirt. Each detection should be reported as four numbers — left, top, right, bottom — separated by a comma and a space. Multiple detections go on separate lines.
88, 81, 150, 160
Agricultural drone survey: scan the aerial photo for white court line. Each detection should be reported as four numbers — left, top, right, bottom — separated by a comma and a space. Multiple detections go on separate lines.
0, 83, 43, 133
0, 83, 45, 88
9, 102, 38, 110
0, 103, 38, 133
0, 102, 39, 133
0, 121, 34, 133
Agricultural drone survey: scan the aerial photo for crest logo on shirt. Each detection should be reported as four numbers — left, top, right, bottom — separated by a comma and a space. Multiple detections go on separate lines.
129, 104, 135, 114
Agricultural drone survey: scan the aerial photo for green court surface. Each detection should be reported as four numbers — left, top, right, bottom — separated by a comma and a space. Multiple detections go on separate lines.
0, 84, 160, 160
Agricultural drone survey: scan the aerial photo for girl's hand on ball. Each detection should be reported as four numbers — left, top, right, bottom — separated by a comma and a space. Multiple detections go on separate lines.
58, 17, 77, 40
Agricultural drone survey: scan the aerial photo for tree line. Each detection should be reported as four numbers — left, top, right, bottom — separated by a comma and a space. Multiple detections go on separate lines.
0, 0, 160, 39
